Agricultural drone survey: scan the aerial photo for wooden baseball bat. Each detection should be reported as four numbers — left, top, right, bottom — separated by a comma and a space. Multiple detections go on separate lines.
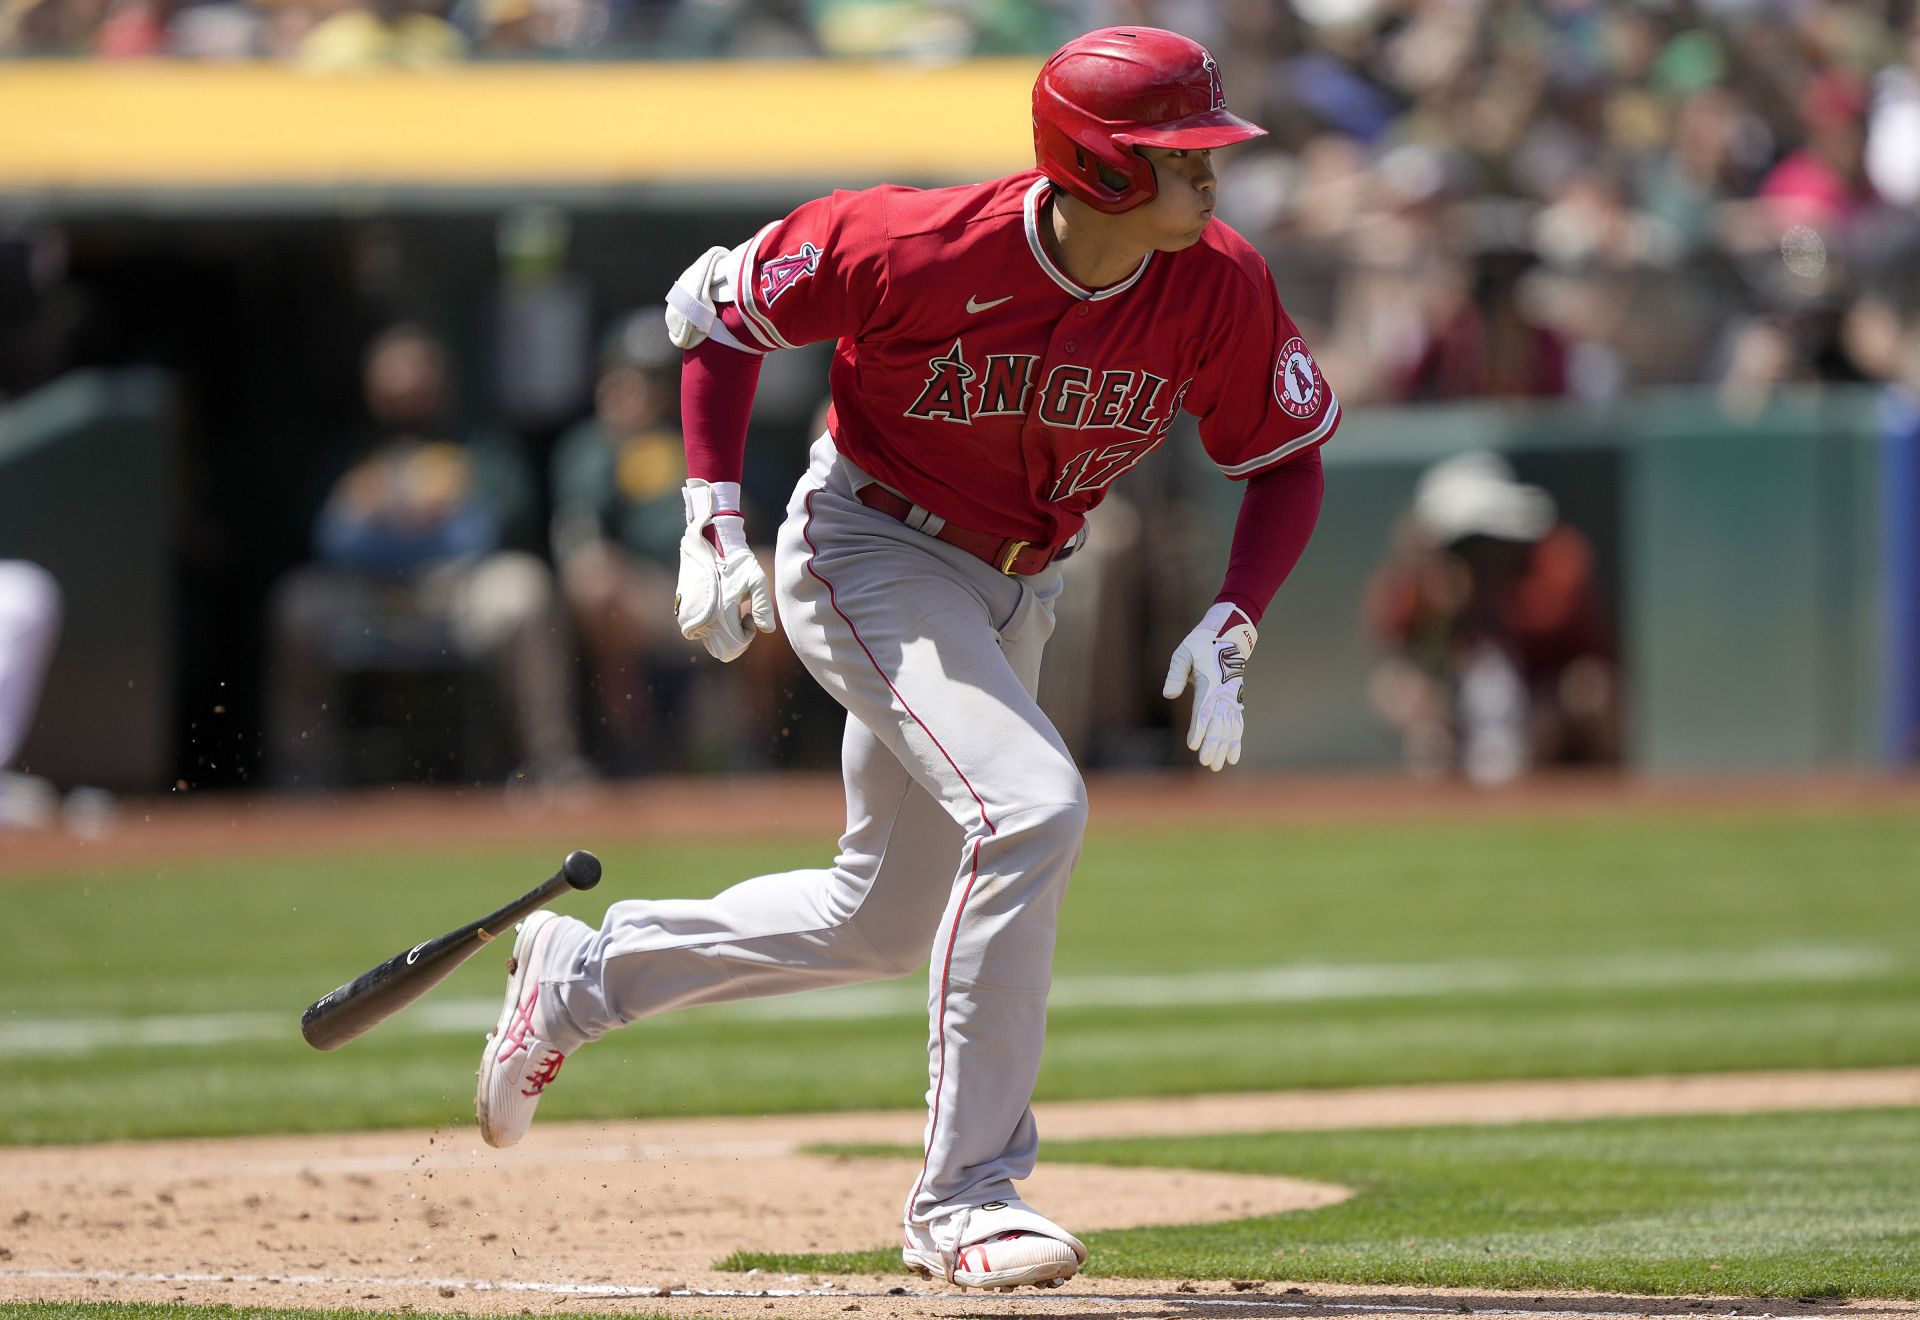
299, 849, 602, 1051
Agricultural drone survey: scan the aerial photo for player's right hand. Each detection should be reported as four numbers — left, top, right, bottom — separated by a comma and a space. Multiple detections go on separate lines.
1161, 601, 1258, 772
676, 479, 776, 663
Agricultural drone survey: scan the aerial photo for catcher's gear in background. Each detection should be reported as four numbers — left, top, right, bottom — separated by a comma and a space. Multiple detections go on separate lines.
676, 478, 774, 662
1162, 601, 1257, 772
1032, 26, 1267, 214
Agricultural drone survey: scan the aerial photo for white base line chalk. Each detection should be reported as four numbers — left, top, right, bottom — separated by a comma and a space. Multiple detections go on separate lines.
0, 1268, 1826, 1318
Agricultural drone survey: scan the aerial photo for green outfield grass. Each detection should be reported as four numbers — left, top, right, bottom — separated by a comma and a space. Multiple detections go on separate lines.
4, 808, 1919, 1144
737, 1108, 1920, 1298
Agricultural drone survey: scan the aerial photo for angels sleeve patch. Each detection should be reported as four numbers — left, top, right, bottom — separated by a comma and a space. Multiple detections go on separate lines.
760, 242, 822, 306
1274, 338, 1324, 419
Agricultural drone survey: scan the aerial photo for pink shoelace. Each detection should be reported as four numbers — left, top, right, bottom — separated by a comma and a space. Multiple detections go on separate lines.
521, 1049, 564, 1097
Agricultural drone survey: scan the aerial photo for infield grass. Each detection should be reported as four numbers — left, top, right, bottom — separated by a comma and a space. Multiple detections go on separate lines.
4, 808, 1919, 1144
737, 1108, 1920, 1298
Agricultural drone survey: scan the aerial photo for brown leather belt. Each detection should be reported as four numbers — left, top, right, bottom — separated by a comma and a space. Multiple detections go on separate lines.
856, 484, 1058, 576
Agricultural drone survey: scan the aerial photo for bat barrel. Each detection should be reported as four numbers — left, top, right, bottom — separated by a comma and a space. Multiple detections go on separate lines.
299, 849, 600, 1051
299, 944, 469, 1051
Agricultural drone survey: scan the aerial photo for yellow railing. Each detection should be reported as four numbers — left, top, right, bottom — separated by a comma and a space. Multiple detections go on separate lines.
0, 60, 1038, 190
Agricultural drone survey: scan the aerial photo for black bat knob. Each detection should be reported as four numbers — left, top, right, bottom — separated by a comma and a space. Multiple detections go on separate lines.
563, 849, 602, 890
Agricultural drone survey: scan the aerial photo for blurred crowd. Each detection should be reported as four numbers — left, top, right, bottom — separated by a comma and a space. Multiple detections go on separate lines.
8, 0, 1920, 408
1185, 0, 1920, 420
0, 0, 1085, 62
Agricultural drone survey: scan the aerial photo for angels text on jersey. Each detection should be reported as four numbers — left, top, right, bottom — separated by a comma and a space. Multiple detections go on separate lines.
903, 337, 1197, 501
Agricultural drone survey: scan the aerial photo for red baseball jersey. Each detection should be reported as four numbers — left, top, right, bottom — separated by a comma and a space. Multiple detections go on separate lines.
727, 170, 1339, 553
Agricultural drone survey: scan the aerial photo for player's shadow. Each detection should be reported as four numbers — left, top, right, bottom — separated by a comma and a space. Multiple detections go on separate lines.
965, 1287, 1854, 1320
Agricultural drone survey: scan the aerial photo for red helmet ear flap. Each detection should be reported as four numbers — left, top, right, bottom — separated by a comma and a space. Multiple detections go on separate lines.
1032, 106, 1157, 214
1032, 26, 1266, 214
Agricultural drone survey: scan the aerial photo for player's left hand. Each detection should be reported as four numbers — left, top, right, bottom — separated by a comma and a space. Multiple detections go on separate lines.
1161, 602, 1258, 772
676, 479, 776, 663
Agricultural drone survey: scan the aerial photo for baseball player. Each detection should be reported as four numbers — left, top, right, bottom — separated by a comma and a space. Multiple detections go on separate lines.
477, 27, 1337, 1292
0, 562, 61, 772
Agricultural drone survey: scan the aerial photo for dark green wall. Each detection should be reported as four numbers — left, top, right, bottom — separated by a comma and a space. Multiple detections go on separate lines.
1186, 387, 1886, 773
1626, 390, 1882, 770
0, 369, 176, 791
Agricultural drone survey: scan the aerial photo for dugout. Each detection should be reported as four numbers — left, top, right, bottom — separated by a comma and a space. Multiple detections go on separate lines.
1, 62, 1045, 790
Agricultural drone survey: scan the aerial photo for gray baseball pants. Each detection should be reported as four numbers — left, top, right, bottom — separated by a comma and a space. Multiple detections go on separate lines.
535, 435, 1084, 1233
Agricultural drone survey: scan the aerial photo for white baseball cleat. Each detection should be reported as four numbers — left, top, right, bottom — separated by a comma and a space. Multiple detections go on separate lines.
475, 909, 566, 1148
906, 1230, 1082, 1290
903, 1200, 1086, 1291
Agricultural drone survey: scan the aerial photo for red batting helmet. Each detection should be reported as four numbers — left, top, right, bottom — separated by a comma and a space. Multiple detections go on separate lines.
1033, 27, 1267, 215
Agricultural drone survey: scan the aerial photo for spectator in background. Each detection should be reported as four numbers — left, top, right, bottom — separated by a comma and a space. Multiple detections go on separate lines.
298, 0, 462, 68
1, 0, 107, 51
1865, 17, 1920, 211
266, 323, 587, 790
1389, 243, 1570, 403
549, 310, 689, 771
551, 308, 794, 772
642, 0, 816, 59
0, 561, 61, 828
92, 0, 181, 54
1365, 452, 1619, 786
1638, 86, 1767, 260
807, 0, 1064, 59
165, 0, 266, 56
1758, 70, 1876, 234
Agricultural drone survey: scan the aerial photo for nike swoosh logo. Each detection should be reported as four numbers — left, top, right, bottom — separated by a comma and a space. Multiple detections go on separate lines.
966, 295, 1013, 314
406, 941, 429, 966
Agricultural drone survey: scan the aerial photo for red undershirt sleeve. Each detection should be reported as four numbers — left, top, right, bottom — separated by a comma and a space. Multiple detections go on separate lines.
1215, 448, 1324, 626
680, 306, 763, 486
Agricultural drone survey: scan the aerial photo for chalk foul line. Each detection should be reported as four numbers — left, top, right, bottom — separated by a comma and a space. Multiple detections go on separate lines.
0, 1268, 1833, 1318
1, 942, 1898, 1058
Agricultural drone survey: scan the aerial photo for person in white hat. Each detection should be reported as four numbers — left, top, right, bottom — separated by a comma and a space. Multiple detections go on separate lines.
1364, 452, 1620, 784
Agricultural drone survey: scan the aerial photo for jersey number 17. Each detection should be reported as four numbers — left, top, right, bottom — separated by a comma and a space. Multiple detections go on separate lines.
1048, 434, 1166, 502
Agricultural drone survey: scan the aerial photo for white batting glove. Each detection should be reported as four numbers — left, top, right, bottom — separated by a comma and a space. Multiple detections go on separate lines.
676, 479, 775, 663
1162, 601, 1257, 772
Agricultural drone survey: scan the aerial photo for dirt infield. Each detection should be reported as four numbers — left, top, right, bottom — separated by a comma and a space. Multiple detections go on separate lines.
3, 1070, 1917, 1320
